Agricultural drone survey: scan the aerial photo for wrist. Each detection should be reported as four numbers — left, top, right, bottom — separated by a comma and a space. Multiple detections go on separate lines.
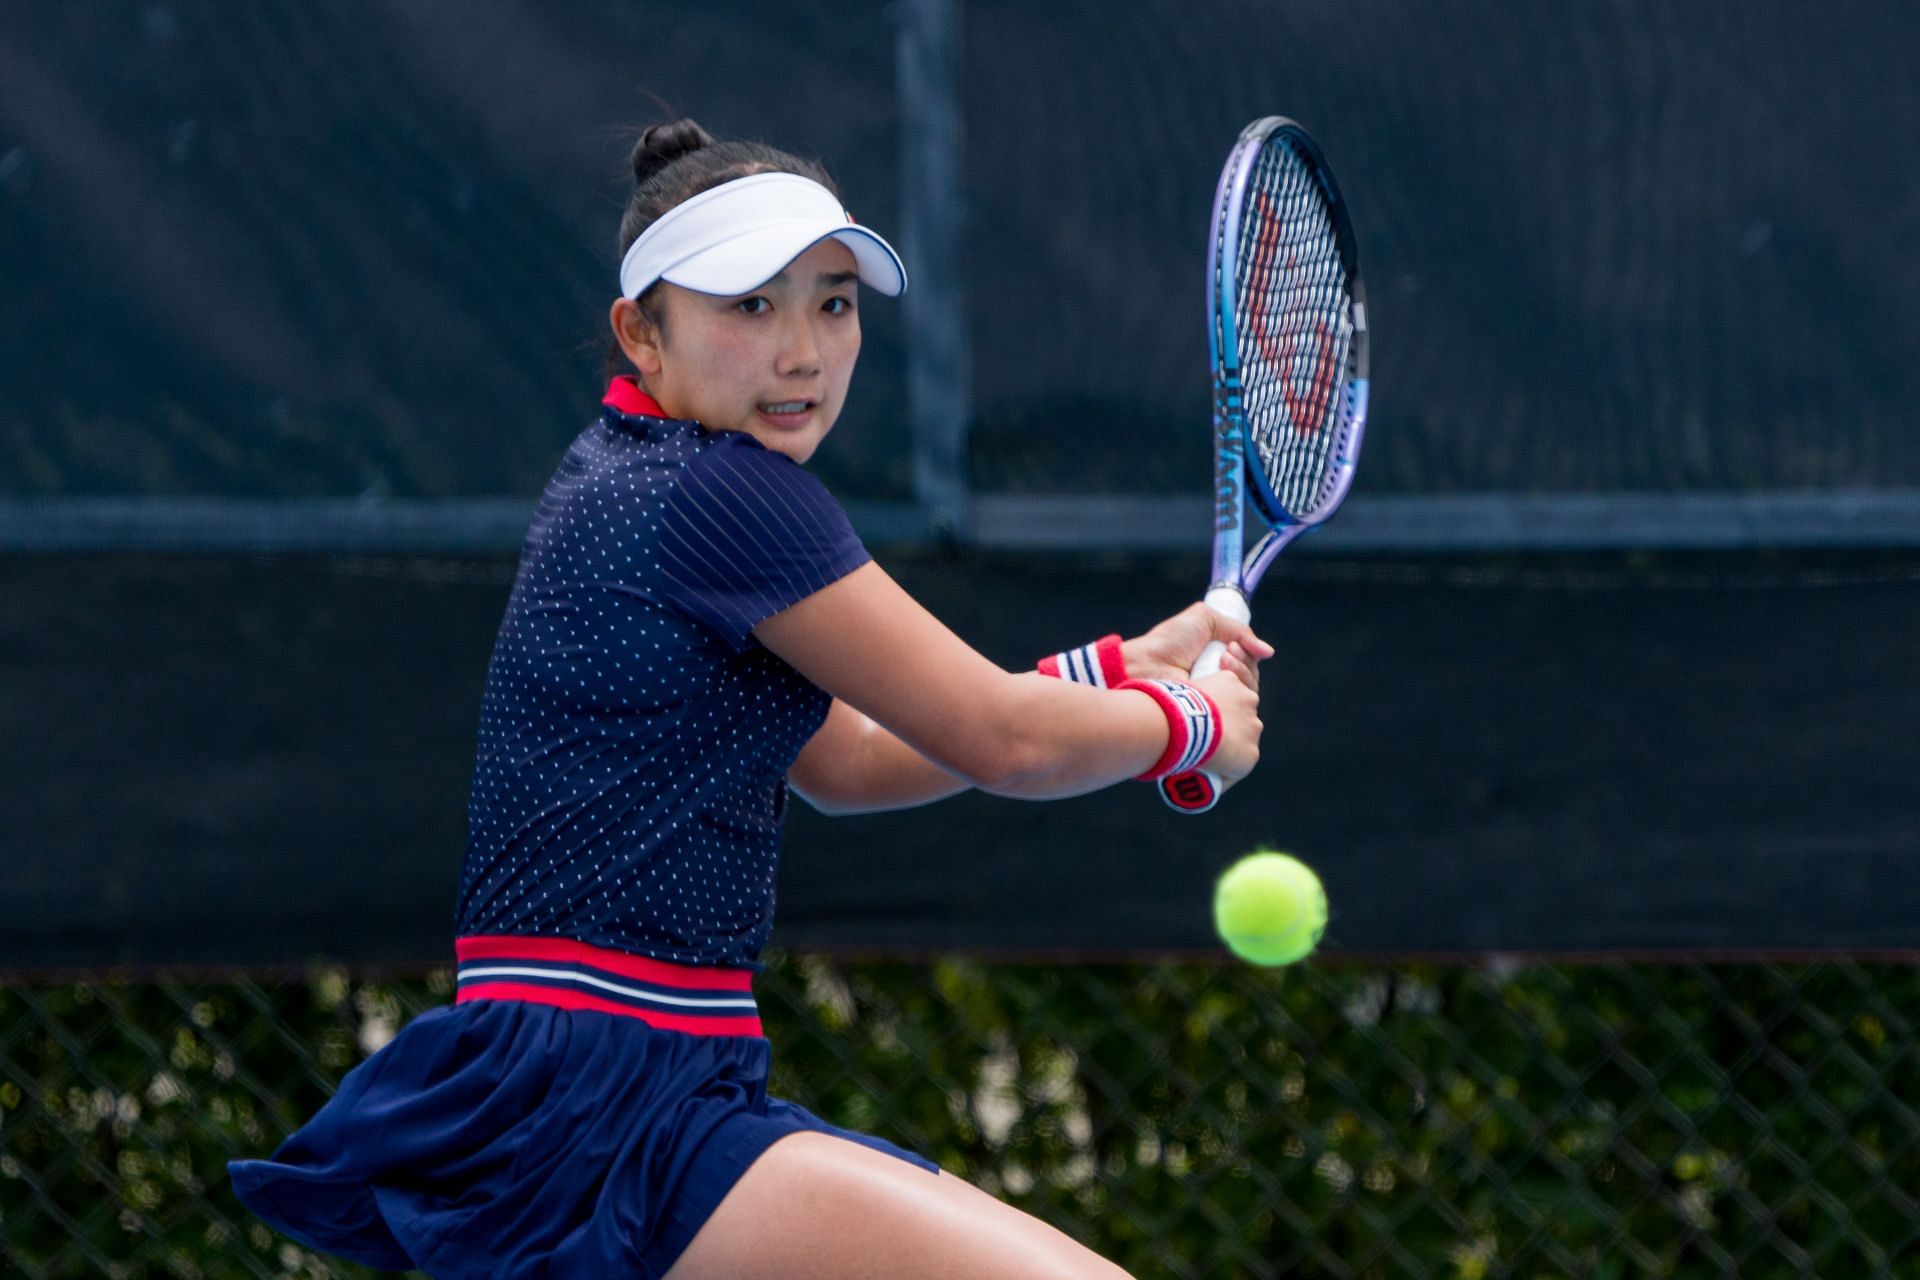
1114, 677, 1222, 781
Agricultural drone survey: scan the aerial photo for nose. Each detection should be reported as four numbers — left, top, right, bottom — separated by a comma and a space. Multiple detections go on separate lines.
776, 311, 821, 378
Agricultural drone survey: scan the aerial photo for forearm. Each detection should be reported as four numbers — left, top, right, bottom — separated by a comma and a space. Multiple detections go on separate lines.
801, 678, 1167, 809
980, 673, 1169, 800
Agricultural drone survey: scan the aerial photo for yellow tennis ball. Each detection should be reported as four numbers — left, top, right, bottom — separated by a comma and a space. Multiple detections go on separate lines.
1213, 850, 1327, 966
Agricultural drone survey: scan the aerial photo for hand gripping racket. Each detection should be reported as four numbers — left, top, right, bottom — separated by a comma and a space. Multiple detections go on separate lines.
1159, 117, 1370, 814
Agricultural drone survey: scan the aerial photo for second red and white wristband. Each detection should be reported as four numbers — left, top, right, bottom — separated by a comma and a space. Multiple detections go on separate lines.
1038, 634, 1126, 688
1115, 678, 1222, 781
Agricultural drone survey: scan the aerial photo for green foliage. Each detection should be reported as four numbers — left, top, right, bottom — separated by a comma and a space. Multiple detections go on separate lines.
3, 960, 1917, 1278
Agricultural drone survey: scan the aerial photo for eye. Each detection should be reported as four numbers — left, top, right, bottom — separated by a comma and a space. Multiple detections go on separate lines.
736, 296, 771, 315
823, 296, 855, 316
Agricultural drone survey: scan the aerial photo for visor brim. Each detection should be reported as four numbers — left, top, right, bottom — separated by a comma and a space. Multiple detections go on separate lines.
660, 223, 907, 298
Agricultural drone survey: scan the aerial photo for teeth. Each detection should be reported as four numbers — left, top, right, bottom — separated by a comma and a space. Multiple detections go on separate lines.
762, 401, 810, 414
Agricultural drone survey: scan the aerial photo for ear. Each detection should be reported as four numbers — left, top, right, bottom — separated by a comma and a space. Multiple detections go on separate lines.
609, 296, 664, 376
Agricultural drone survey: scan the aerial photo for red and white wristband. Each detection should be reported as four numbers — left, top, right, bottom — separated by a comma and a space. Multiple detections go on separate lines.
1115, 678, 1222, 781
1037, 634, 1127, 688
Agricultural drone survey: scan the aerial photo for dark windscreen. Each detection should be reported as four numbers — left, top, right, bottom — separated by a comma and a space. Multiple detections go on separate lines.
3, 0, 1918, 968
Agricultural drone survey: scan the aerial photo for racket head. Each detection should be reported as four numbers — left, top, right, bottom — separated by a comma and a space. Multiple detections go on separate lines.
1211, 118, 1370, 593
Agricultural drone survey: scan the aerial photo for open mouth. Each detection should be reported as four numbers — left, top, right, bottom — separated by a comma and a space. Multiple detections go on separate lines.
756, 400, 818, 426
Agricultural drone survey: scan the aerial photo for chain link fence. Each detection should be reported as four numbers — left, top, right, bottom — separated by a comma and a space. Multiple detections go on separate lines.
4, 956, 1918, 1278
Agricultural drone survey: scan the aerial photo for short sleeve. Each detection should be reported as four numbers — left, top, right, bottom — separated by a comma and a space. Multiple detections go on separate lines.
655, 434, 873, 651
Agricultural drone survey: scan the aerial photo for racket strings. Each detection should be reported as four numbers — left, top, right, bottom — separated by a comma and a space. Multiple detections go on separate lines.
1234, 138, 1356, 518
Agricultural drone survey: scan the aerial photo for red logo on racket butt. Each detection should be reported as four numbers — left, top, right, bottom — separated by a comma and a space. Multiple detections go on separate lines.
1158, 771, 1219, 813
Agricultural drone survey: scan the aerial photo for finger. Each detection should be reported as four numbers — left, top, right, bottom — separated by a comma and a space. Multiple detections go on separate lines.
1197, 670, 1246, 700
1212, 613, 1275, 659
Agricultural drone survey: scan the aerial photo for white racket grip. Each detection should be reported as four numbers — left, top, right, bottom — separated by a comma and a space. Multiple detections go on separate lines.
1203, 585, 1252, 625
1158, 588, 1250, 814
1188, 640, 1228, 681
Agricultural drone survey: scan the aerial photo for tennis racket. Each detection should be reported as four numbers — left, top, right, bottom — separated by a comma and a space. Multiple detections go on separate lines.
1159, 117, 1370, 814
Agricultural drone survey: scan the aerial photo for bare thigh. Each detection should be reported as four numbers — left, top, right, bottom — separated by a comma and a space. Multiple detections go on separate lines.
663, 1131, 1135, 1280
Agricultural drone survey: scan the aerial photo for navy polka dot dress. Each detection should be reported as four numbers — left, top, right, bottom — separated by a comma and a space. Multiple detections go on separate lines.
456, 374, 873, 972
228, 378, 939, 1279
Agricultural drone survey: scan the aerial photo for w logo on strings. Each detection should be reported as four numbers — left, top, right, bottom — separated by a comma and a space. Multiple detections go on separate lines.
1246, 191, 1338, 437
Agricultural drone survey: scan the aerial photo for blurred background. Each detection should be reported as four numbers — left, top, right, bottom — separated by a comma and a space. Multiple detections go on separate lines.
3, 2, 1917, 1276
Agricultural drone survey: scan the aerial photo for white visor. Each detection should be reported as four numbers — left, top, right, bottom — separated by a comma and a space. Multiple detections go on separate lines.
618, 171, 907, 301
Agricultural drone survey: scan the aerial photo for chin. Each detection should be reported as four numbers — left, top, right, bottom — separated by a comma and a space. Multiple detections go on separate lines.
753, 421, 831, 466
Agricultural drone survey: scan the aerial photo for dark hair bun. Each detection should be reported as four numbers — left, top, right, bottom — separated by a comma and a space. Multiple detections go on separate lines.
632, 119, 715, 186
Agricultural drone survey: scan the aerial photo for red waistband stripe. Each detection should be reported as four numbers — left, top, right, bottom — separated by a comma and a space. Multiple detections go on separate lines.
454, 935, 762, 1037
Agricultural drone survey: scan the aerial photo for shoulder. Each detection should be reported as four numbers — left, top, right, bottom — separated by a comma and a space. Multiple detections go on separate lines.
672, 432, 847, 529
684, 430, 814, 483
651, 432, 871, 652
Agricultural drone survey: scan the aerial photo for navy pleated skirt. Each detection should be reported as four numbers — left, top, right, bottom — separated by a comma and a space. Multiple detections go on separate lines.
227, 936, 939, 1279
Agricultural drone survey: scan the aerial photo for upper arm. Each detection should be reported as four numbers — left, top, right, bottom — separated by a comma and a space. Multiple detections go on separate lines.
655, 436, 873, 652
754, 561, 1029, 789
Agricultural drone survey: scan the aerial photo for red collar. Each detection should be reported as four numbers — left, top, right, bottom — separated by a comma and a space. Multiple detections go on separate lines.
602, 376, 671, 419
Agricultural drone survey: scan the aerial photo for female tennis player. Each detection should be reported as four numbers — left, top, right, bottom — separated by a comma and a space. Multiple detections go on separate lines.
228, 119, 1269, 1280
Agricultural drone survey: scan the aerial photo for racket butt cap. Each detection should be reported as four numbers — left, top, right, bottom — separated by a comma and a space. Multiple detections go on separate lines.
1160, 771, 1220, 813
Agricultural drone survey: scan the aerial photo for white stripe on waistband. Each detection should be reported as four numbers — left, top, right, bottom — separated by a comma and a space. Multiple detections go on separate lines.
457, 964, 762, 1010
